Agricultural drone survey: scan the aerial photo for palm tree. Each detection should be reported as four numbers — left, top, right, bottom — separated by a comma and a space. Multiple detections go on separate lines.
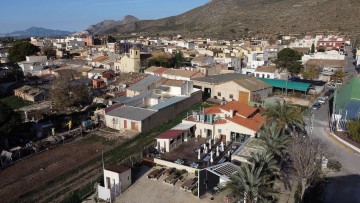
262, 101, 304, 135
249, 152, 280, 179
225, 162, 277, 203
259, 124, 291, 159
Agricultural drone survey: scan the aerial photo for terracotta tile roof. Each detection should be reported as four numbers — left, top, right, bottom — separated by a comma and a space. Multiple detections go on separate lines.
219, 101, 258, 118
105, 165, 130, 173
154, 67, 168, 74
164, 69, 203, 78
92, 55, 108, 62
255, 66, 276, 73
157, 130, 186, 139
304, 59, 345, 68
232, 77, 272, 92
226, 115, 263, 132
214, 119, 227, 125
146, 66, 169, 75
162, 79, 185, 87
204, 106, 222, 114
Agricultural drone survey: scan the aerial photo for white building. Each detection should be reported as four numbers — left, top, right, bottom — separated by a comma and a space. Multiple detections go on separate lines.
242, 51, 268, 74
254, 66, 277, 79
214, 56, 241, 72
182, 101, 265, 142
302, 50, 345, 63
97, 165, 132, 202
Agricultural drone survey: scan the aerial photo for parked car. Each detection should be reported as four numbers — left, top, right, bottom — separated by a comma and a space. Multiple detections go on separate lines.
312, 103, 321, 110
318, 97, 326, 104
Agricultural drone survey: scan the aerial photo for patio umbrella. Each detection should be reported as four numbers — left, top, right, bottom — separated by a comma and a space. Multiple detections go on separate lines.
204, 145, 208, 154
210, 151, 213, 163
208, 139, 212, 150
221, 141, 224, 152
228, 150, 231, 156
198, 148, 201, 160
216, 146, 219, 157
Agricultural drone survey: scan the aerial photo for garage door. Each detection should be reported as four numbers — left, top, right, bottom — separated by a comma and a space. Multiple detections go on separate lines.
131, 121, 139, 131
238, 91, 249, 104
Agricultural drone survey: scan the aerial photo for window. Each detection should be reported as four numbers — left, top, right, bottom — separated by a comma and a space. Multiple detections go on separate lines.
229, 94, 233, 99
218, 129, 222, 133
217, 92, 221, 97
267, 74, 270, 78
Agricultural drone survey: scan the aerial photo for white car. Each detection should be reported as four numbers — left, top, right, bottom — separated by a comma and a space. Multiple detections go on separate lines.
318, 97, 326, 104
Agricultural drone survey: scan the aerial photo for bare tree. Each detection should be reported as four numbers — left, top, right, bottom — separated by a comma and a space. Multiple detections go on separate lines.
50, 69, 91, 110
288, 136, 327, 198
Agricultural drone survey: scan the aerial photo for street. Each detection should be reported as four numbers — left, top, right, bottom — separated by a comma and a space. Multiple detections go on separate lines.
308, 47, 360, 203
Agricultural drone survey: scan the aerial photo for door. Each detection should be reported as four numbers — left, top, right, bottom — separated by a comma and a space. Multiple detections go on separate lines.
238, 91, 249, 104
131, 121, 139, 131
124, 120, 127, 129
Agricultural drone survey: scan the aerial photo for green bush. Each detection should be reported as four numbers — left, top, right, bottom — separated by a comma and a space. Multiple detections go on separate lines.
194, 170, 198, 177
192, 188, 198, 196
327, 159, 342, 172
347, 120, 360, 142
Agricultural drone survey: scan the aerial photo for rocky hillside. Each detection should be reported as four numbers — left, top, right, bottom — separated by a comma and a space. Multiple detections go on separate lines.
87, 15, 139, 35
101, 0, 360, 38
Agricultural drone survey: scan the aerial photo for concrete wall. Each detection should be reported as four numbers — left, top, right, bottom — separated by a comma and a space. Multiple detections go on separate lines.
104, 115, 142, 132
182, 119, 256, 142
154, 158, 197, 173
141, 90, 202, 133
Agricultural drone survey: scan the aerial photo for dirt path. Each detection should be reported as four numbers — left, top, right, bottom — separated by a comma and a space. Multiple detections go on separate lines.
0, 138, 114, 203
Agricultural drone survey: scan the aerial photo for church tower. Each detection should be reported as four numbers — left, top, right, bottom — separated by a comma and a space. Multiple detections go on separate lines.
130, 46, 140, 59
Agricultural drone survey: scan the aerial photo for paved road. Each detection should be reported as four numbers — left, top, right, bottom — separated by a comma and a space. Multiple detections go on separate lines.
308, 50, 360, 202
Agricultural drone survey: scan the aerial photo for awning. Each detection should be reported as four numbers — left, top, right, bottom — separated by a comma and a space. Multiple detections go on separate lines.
259, 78, 311, 92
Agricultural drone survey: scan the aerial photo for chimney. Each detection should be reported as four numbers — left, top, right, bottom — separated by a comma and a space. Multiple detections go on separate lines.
230, 109, 235, 118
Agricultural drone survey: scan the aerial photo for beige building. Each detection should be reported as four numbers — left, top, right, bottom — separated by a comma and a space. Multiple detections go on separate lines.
14, 85, 48, 102
192, 74, 272, 104
114, 46, 141, 73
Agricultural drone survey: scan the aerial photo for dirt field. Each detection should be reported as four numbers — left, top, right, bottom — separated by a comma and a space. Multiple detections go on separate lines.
0, 137, 116, 203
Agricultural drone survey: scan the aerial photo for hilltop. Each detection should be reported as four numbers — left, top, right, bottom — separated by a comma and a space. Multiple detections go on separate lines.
97, 0, 360, 38
1, 27, 71, 38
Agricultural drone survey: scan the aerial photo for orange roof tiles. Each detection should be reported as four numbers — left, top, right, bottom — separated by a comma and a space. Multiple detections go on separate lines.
214, 119, 227, 125
226, 115, 264, 132
220, 101, 258, 118
92, 55, 108, 62
204, 106, 222, 114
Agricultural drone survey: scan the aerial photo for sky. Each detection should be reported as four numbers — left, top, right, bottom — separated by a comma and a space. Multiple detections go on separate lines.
0, 0, 209, 33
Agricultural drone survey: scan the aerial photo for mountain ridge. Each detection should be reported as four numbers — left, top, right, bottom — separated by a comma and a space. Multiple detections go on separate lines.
1, 26, 72, 38
86, 15, 139, 35
96, 0, 360, 38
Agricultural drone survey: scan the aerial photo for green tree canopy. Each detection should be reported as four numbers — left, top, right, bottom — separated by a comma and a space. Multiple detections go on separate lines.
302, 67, 319, 80
172, 51, 185, 69
8, 41, 40, 62
0, 102, 21, 135
347, 120, 360, 142
259, 124, 290, 159
42, 46, 56, 59
262, 101, 304, 135
275, 48, 303, 74
311, 43, 315, 53
107, 35, 116, 43
333, 69, 346, 81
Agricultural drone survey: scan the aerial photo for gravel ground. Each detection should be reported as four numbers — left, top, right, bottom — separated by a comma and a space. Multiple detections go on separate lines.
116, 167, 212, 203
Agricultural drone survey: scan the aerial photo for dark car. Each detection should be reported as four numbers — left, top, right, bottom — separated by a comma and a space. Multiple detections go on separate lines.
311, 103, 321, 110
